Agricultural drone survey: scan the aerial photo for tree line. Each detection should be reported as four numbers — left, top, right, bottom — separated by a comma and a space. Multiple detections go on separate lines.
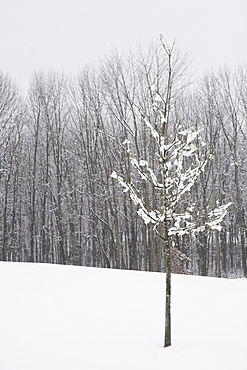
0, 40, 247, 278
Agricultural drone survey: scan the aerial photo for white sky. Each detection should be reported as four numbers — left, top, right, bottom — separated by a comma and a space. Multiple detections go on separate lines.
0, 0, 246, 93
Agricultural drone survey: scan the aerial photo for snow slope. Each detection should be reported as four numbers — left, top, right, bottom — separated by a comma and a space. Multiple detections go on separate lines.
0, 262, 246, 370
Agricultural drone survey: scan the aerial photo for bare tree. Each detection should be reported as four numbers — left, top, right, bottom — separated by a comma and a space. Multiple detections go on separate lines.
111, 39, 230, 347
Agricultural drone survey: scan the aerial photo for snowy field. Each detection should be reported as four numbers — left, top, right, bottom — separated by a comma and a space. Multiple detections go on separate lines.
0, 262, 246, 370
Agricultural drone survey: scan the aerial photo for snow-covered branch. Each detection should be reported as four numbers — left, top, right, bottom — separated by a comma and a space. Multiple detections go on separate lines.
112, 107, 230, 246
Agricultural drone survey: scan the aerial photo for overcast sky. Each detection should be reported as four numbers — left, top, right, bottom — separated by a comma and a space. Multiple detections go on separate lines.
0, 0, 246, 93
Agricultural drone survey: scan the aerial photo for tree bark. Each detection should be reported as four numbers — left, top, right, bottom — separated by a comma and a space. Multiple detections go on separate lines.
164, 219, 171, 347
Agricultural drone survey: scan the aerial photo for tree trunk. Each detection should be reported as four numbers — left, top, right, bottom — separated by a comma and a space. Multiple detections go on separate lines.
164, 220, 171, 347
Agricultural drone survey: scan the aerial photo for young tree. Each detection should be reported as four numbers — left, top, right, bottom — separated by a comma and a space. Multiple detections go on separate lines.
111, 39, 231, 348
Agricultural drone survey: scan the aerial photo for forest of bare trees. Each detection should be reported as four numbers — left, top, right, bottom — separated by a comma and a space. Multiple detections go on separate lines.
0, 40, 247, 278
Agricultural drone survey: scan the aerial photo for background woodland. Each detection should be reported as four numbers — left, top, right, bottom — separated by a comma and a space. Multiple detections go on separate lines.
1, 41, 247, 278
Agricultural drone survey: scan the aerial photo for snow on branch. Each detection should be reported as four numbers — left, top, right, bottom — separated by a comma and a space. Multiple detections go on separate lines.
143, 118, 160, 143
112, 112, 230, 240
111, 171, 162, 225
130, 157, 163, 188
205, 202, 232, 231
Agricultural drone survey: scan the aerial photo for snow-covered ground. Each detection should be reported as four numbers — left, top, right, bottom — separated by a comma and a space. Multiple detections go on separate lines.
0, 262, 246, 370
